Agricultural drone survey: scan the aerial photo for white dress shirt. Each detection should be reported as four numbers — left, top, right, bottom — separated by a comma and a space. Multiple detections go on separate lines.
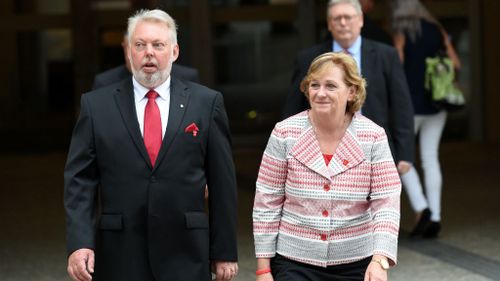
133, 76, 171, 139
333, 37, 363, 114
333, 36, 362, 74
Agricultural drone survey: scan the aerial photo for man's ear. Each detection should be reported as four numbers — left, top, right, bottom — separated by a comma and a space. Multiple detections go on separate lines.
127, 46, 133, 68
172, 44, 179, 62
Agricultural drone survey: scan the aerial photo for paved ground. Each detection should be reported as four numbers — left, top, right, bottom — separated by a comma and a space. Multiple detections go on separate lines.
1, 141, 499, 280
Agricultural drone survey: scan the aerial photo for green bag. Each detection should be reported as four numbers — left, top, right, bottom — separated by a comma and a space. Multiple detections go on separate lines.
425, 56, 465, 111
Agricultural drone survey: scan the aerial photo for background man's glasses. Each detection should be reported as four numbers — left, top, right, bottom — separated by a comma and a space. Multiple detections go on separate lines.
331, 14, 358, 23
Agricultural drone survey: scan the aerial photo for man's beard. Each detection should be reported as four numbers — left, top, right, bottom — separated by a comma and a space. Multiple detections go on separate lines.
132, 66, 170, 88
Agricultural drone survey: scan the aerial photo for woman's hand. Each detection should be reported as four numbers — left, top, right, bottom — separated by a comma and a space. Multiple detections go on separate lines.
364, 257, 388, 281
397, 160, 411, 175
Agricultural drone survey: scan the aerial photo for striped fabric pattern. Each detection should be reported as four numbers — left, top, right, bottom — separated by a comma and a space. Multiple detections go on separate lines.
253, 111, 401, 267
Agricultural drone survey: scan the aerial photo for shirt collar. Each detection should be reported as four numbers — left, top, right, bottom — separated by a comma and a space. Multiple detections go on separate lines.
133, 75, 171, 101
332, 36, 362, 56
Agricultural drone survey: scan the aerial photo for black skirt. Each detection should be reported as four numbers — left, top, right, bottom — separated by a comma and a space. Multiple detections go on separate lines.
271, 254, 371, 281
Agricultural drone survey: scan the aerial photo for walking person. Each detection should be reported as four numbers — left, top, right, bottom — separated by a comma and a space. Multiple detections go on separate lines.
391, 0, 461, 238
282, 0, 414, 177
254, 52, 401, 281
64, 9, 238, 281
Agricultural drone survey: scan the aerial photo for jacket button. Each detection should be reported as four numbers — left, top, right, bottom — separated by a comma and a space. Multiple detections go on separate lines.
151, 176, 157, 182
323, 184, 330, 191
322, 210, 329, 217
320, 234, 327, 241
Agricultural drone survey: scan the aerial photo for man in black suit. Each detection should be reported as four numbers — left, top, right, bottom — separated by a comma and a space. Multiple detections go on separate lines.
64, 9, 238, 281
93, 31, 207, 200
282, 0, 414, 174
92, 33, 199, 89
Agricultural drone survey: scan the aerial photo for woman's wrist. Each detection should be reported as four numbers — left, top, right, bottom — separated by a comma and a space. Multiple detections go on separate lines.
256, 257, 271, 276
371, 255, 390, 270
256, 268, 271, 275
372, 254, 388, 262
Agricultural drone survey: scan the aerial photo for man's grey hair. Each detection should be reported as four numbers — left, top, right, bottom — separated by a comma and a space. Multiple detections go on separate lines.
127, 9, 178, 45
327, 0, 363, 17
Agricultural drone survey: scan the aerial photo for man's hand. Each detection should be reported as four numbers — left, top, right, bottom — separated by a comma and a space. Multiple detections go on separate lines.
212, 261, 238, 281
67, 248, 94, 281
397, 160, 411, 175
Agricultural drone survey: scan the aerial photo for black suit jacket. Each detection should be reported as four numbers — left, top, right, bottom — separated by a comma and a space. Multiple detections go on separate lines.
92, 63, 200, 89
64, 77, 237, 281
282, 39, 414, 163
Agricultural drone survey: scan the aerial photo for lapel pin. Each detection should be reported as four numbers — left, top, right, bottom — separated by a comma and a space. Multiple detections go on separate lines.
180, 104, 184, 108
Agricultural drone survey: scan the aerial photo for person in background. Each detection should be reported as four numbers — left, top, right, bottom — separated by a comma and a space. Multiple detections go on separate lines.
282, 0, 414, 177
92, 32, 199, 90
324, 0, 393, 45
254, 52, 401, 281
391, 0, 461, 238
64, 9, 238, 281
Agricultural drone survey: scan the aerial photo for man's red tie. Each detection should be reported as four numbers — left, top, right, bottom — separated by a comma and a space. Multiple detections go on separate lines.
144, 90, 162, 166
343, 49, 351, 55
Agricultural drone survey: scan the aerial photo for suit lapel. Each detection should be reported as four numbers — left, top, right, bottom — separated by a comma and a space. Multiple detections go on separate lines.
361, 39, 374, 77
328, 117, 365, 177
361, 39, 375, 115
320, 40, 332, 53
113, 79, 153, 169
289, 115, 366, 181
289, 119, 332, 180
154, 77, 189, 169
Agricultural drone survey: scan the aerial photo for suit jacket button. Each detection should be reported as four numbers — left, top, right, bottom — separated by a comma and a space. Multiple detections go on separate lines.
151, 176, 157, 182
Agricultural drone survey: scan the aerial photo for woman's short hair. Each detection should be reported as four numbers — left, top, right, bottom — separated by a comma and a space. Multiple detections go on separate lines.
300, 52, 366, 113
127, 9, 178, 45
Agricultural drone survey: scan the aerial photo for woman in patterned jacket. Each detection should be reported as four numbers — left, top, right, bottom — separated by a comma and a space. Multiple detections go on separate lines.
253, 52, 401, 281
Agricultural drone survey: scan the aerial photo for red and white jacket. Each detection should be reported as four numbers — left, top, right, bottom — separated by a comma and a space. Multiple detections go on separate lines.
253, 111, 401, 267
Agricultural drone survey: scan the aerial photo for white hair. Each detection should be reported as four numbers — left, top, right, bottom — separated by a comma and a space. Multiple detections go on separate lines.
327, 0, 363, 17
127, 9, 178, 45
